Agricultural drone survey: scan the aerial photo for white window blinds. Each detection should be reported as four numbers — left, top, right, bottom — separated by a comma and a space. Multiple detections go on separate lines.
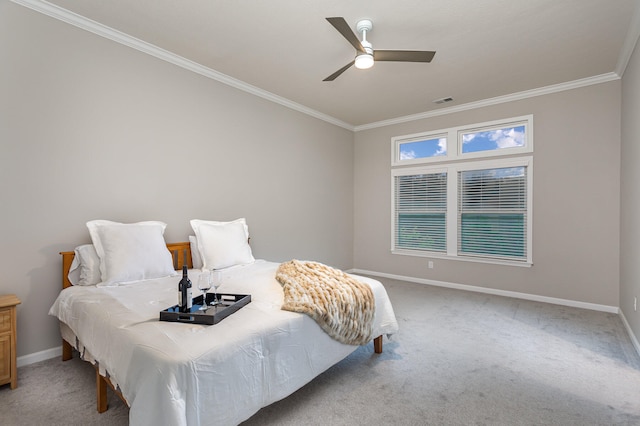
457, 167, 527, 260
394, 172, 447, 252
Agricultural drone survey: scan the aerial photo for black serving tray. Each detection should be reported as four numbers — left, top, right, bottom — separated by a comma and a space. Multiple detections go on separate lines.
159, 293, 251, 325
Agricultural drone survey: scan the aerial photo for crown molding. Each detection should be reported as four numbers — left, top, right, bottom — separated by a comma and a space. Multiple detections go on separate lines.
11, 0, 355, 131
354, 72, 621, 131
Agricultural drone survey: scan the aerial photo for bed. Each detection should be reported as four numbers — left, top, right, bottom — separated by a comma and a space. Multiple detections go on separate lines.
49, 219, 399, 426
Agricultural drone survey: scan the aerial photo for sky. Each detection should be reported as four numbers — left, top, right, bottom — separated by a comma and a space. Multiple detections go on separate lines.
399, 137, 447, 160
462, 125, 526, 153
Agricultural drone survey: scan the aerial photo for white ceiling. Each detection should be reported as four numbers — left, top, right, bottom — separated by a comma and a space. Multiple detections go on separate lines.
22, 0, 640, 128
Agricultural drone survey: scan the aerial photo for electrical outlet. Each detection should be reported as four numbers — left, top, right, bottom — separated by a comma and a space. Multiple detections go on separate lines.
428, 261, 434, 269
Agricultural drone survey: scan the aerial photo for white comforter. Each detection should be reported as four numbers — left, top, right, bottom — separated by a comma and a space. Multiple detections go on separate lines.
49, 260, 398, 426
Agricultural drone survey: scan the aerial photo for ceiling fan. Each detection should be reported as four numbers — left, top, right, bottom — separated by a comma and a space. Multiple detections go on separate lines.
323, 17, 436, 81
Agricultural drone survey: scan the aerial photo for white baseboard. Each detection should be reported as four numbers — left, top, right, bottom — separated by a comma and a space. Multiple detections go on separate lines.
349, 268, 620, 313
349, 268, 640, 358
17, 346, 61, 368
619, 310, 640, 359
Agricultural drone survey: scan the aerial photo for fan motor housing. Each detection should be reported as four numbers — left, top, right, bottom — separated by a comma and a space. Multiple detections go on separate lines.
356, 19, 373, 34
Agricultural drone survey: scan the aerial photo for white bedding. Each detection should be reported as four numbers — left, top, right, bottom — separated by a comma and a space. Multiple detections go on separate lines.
49, 260, 398, 426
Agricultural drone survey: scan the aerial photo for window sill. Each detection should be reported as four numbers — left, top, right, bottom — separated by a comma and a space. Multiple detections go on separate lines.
391, 249, 533, 268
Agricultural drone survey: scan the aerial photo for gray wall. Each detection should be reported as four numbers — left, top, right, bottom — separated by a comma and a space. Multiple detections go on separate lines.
621, 37, 640, 343
354, 81, 621, 307
1, 2, 354, 358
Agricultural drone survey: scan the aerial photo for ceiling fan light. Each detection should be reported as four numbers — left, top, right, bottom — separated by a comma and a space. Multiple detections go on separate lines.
355, 53, 374, 70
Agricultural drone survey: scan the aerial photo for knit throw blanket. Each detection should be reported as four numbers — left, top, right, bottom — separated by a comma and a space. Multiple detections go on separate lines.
275, 260, 375, 346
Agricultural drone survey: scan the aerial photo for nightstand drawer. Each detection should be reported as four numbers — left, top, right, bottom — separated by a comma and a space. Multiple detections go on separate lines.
0, 309, 10, 334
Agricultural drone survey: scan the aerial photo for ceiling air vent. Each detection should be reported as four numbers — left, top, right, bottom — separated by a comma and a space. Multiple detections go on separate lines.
433, 97, 453, 104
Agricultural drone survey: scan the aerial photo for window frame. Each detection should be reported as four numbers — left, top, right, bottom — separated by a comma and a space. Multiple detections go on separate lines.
390, 115, 534, 267
458, 116, 533, 160
392, 115, 533, 166
392, 166, 449, 255
392, 132, 450, 166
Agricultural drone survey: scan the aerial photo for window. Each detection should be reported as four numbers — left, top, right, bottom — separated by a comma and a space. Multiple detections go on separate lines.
394, 133, 448, 165
391, 116, 533, 266
394, 171, 447, 252
461, 125, 526, 154
458, 165, 527, 260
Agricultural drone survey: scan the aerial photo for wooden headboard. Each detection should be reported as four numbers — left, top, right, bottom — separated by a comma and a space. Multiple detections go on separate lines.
60, 241, 193, 289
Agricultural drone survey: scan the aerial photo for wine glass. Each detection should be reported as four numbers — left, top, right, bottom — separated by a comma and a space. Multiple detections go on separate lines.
210, 269, 221, 306
197, 271, 212, 310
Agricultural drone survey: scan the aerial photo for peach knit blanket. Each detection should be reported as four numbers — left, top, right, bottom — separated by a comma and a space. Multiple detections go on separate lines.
275, 260, 375, 346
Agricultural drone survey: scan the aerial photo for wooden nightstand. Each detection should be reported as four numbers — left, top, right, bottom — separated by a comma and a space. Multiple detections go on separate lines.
0, 294, 20, 389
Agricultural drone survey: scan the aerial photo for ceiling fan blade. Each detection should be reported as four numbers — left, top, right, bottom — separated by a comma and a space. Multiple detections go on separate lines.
374, 50, 436, 62
326, 17, 366, 54
323, 61, 355, 81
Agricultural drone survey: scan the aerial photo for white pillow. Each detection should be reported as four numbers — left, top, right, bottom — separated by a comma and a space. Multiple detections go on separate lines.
67, 244, 102, 286
86, 220, 177, 286
67, 253, 81, 286
190, 218, 255, 270
189, 235, 203, 270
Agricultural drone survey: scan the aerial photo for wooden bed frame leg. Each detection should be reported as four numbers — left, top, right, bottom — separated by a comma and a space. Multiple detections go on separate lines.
62, 339, 73, 361
374, 335, 383, 354
96, 368, 108, 413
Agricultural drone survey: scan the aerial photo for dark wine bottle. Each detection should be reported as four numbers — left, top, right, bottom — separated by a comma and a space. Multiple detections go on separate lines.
178, 266, 192, 312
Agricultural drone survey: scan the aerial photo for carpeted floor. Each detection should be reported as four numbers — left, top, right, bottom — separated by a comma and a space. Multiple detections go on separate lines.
2, 277, 639, 425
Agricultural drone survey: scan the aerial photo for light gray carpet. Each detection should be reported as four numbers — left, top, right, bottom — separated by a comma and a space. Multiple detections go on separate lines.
2, 278, 639, 425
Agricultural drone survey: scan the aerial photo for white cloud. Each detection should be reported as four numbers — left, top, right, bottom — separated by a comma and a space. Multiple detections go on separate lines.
435, 138, 447, 156
400, 149, 416, 160
489, 128, 525, 149
462, 134, 476, 145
